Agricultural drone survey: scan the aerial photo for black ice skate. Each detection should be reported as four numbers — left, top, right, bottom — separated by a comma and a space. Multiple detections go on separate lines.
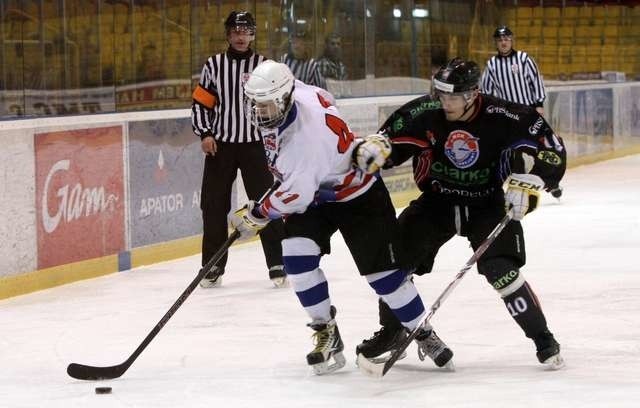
306, 306, 346, 375
199, 266, 224, 288
415, 326, 455, 370
355, 326, 408, 364
268, 265, 288, 288
534, 330, 564, 370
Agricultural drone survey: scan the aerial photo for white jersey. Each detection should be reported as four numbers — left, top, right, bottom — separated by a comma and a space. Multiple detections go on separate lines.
258, 80, 377, 218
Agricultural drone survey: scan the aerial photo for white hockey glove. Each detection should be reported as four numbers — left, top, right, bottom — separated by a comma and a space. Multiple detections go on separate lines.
354, 134, 392, 174
505, 173, 544, 221
229, 201, 270, 240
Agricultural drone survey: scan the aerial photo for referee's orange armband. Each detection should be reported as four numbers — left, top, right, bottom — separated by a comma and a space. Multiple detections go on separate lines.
192, 85, 217, 108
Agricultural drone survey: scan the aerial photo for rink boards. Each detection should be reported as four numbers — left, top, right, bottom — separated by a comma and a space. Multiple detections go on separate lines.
2, 83, 640, 299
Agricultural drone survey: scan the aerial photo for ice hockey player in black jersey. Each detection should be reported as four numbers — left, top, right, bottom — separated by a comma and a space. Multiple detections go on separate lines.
353, 57, 566, 370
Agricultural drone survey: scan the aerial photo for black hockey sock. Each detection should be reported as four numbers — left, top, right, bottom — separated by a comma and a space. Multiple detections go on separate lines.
502, 282, 548, 339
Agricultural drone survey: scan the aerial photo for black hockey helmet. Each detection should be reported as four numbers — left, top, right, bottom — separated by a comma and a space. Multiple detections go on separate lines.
432, 58, 481, 95
493, 25, 513, 38
224, 11, 256, 35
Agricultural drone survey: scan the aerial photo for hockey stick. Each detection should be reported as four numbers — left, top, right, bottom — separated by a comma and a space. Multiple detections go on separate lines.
67, 182, 280, 381
357, 210, 514, 378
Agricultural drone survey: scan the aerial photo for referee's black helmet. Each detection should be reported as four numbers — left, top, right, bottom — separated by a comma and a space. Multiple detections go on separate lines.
224, 11, 256, 34
493, 25, 513, 38
432, 58, 481, 94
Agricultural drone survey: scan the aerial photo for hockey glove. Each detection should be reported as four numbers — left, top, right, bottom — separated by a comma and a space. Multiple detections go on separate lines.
505, 173, 544, 221
354, 134, 392, 174
229, 201, 270, 240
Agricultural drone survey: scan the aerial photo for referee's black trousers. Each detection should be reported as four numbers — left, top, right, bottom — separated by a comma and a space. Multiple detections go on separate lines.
200, 141, 284, 272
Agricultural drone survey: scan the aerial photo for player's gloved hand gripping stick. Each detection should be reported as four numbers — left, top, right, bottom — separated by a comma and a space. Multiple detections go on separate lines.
67, 182, 280, 381
229, 200, 271, 240
504, 173, 544, 221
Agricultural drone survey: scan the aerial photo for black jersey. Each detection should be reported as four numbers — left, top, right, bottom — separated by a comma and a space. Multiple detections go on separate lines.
380, 94, 566, 206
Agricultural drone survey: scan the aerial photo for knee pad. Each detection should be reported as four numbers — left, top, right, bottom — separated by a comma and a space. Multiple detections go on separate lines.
478, 257, 526, 298
283, 237, 321, 274
282, 237, 321, 257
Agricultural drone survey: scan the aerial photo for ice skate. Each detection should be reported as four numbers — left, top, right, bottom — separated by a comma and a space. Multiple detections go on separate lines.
415, 326, 455, 370
199, 266, 224, 288
269, 265, 288, 288
355, 326, 407, 364
306, 306, 346, 375
534, 330, 564, 370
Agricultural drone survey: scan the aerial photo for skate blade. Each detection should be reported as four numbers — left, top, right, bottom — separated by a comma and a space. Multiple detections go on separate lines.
542, 354, 565, 370
199, 276, 222, 288
355, 350, 407, 366
311, 352, 346, 375
356, 353, 385, 378
271, 276, 289, 288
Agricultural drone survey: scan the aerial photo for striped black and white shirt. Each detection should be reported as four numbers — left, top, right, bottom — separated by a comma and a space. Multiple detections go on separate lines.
280, 53, 326, 90
317, 57, 347, 80
191, 48, 265, 143
480, 50, 546, 108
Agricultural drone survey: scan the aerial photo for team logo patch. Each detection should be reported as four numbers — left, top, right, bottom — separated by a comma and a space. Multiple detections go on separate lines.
537, 150, 562, 166
263, 132, 277, 150
261, 130, 280, 170
444, 130, 480, 169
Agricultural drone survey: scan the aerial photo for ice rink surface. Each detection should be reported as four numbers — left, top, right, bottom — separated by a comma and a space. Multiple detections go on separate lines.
2, 155, 640, 408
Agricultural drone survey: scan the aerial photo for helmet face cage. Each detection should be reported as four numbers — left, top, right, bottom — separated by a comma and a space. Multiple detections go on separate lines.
244, 92, 292, 128
243, 62, 295, 129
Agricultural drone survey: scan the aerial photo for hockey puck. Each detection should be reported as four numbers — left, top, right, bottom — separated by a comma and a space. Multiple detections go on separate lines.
95, 387, 112, 394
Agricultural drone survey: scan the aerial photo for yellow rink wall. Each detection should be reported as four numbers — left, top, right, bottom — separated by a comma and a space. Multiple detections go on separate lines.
2, 83, 640, 300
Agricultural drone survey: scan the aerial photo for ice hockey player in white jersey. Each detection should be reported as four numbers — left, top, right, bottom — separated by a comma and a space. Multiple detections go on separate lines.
231, 60, 453, 375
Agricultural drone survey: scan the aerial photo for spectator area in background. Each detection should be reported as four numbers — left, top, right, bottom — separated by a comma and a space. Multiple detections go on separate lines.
2, 1, 639, 118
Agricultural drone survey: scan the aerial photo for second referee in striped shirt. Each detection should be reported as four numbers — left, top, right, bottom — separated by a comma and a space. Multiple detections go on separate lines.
481, 26, 563, 197
481, 26, 546, 116
191, 11, 287, 288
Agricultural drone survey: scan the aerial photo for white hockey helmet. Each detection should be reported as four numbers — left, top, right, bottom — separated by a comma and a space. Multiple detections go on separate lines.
243, 61, 295, 128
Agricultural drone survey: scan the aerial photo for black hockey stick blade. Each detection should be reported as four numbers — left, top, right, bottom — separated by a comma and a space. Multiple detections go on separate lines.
357, 211, 514, 378
65, 182, 281, 381
67, 362, 130, 381
66, 230, 241, 381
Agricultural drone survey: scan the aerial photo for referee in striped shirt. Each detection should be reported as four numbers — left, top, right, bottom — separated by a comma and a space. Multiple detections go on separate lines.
481, 26, 562, 197
481, 26, 546, 116
191, 11, 286, 288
